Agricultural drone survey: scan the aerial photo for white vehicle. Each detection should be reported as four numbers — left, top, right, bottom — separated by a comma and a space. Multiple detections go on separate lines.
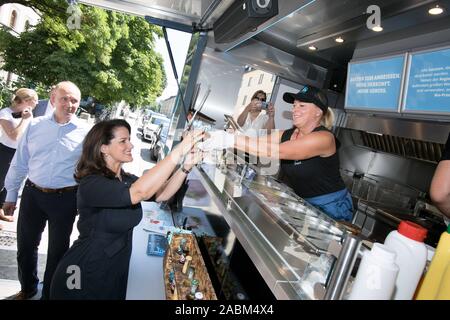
142, 113, 170, 161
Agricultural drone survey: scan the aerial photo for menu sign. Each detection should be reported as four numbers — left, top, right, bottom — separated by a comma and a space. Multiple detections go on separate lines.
403, 47, 450, 114
345, 55, 405, 111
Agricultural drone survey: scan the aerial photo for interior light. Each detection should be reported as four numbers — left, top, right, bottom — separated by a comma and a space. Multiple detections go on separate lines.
335, 37, 344, 43
308, 45, 317, 51
429, 5, 444, 15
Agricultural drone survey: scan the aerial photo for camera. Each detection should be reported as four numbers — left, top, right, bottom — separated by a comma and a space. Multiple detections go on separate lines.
11, 111, 22, 118
260, 101, 269, 109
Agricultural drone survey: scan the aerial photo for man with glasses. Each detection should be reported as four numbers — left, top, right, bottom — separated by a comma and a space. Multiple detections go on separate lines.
236, 90, 275, 136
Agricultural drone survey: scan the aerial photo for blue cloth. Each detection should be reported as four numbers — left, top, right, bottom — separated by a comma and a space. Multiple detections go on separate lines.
5, 114, 89, 202
305, 188, 353, 222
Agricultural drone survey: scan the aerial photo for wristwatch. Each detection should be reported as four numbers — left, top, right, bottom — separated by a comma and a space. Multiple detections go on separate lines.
181, 167, 191, 174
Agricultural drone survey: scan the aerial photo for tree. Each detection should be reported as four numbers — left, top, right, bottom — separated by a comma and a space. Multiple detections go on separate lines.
0, 80, 13, 109
0, 1, 167, 107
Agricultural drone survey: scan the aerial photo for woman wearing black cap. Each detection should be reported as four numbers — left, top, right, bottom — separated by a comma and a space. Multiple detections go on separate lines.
204, 85, 352, 221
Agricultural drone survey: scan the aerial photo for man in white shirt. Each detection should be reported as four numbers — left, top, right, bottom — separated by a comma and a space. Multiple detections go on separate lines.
3, 81, 89, 300
236, 90, 275, 137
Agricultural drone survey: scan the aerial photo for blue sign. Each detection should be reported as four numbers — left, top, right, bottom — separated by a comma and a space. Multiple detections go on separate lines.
404, 47, 450, 113
345, 56, 405, 111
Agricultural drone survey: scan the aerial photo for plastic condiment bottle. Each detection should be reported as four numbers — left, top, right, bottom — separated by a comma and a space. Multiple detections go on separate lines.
416, 224, 450, 300
348, 243, 399, 300
384, 220, 428, 300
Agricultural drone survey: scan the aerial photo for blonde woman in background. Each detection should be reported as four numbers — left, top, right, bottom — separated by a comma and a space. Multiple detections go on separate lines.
0, 88, 37, 228
204, 85, 353, 221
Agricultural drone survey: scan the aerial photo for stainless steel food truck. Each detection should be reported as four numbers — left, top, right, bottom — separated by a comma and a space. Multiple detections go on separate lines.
81, 0, 450, 300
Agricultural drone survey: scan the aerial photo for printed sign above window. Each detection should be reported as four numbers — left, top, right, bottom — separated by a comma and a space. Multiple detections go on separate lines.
403, 46, 450, 115
345, 55, 406, 112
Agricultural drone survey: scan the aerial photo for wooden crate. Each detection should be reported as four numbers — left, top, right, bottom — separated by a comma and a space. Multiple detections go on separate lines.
163, 233, 217, 300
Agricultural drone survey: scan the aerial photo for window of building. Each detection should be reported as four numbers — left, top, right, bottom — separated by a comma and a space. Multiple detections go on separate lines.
242, 95, 247, 105
271, 74, 276, 82
247, 77, 252, 87
24, 20, 30, 30
258, 74, 264, 84
9, 10, 17, 29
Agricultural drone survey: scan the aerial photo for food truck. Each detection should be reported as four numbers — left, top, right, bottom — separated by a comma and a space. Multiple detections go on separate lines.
80, 0, 450, 300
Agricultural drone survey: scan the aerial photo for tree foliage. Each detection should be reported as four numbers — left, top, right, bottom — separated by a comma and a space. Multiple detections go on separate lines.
0, 80, 13, 109
0, 0, 167, 107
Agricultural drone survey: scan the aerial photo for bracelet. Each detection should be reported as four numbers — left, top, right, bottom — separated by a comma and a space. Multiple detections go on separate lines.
181, 167, 191, 174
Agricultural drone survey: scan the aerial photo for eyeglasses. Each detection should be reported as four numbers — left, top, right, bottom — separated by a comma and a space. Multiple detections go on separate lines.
255, 97, 266, 102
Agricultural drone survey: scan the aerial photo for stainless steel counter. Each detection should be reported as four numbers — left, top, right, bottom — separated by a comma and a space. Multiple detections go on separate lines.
193, 161, 361, 300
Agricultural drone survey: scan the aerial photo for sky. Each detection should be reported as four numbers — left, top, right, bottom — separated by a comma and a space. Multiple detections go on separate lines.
154, 28, 192, 102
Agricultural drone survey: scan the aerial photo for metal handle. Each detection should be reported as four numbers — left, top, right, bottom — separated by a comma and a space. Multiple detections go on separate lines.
324, 233, 361, 300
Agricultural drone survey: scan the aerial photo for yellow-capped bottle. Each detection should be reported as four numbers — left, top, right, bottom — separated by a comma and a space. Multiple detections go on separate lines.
416, 224, 450, 300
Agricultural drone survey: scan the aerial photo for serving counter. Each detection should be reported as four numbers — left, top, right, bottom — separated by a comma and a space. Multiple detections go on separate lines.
190, 159, 364, 300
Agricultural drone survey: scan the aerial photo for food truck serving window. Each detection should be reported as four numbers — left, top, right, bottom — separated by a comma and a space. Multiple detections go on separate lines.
345, 55, 406, 112
403, 46, 450, 115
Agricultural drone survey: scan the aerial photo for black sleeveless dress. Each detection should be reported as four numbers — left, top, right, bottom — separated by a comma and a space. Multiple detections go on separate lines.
50, 174, 142, 300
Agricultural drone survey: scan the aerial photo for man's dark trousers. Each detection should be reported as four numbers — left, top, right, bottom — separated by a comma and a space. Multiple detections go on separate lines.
16, 181, 77, 300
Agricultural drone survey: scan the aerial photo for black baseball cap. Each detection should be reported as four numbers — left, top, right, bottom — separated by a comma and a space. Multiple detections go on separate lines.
283, 85, 328, 113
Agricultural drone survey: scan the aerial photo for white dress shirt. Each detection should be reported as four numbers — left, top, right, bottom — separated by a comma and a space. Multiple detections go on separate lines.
0, 108, 27, 149
240, 112, 269, 137
5, 113, 89, 202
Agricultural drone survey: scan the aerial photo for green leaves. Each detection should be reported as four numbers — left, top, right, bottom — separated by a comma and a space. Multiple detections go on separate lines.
0, 0, 166, 107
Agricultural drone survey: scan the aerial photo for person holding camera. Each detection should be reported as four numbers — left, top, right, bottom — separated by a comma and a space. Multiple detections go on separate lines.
0, 88, 37, 229
236, 90, 275, 136
204, 86, 352, 222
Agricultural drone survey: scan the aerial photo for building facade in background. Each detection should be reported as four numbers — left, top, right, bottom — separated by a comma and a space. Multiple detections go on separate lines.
159, 95, 176, 117
0, 4, 39, 84
233, 68, 276, 119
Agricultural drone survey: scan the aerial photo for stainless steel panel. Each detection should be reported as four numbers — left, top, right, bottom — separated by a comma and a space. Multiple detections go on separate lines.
206, 37, 328, 88
210, 0, 316, 53
339, 136, 438, 194
196, 40, 328, 129
80, 0, 212, 24
344, 113, 450, 144
195, 47, 246, 129
194, 161, 353, 299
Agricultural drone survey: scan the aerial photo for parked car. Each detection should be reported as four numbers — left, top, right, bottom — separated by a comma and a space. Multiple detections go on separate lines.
142, 113, 170, 161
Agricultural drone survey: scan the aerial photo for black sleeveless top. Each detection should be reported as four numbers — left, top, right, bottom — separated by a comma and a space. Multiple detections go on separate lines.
279, 126, 345, 198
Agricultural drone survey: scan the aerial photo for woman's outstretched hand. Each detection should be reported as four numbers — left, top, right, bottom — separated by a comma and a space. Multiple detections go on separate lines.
180, 129, 205, 155
183, 146, 204, 170
201, 130, 235, 151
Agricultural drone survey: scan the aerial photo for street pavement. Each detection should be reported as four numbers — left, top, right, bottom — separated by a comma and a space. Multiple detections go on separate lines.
0, 116, 155, 299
